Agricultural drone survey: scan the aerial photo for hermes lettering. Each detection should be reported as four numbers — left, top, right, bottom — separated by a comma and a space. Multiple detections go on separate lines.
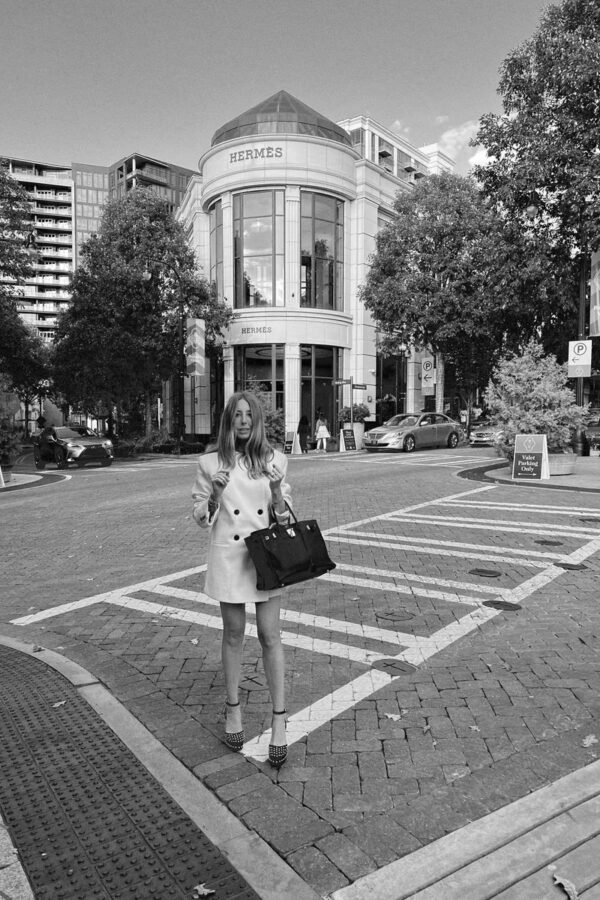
241, 327, 272, 335
229, 147, 283, 163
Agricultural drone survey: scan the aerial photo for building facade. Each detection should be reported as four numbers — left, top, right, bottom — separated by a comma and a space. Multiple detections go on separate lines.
177, 91, 454, 439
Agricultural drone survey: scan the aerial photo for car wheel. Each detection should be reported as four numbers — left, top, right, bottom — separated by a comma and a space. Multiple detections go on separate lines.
447, 432, 459, 448
34, 453, 45, 470
403, 435, 416, 453
75, 460, 85, 468
54, 447, 67, 469
100, 459, 113, 467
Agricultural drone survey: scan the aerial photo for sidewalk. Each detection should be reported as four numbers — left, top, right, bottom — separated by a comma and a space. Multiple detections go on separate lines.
2, 455, 600, 898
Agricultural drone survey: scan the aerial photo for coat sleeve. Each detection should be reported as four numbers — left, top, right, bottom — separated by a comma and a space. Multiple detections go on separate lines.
192, 457, 219, 528
271, 452, 293, 524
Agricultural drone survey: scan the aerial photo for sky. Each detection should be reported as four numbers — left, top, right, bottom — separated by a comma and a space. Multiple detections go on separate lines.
1, 0, 551, 176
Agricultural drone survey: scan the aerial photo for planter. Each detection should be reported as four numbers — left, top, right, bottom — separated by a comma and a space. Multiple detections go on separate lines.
352, 422, 365, 450
548, 452, 576, 476
589, 448, 600, 458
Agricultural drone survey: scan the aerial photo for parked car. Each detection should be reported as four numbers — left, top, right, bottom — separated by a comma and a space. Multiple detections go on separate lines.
33, 426, 114, 469
363, 413, 461, 453
469, 419, 504, 447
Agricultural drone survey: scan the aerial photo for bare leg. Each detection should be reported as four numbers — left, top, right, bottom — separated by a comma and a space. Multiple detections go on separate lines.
255, 597, 286, 746
220, 602, 246, 733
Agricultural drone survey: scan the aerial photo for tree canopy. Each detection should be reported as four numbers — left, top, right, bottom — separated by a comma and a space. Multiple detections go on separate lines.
474, 0, 600, 314
52, 188, 232, 431
359, 172, 553, 406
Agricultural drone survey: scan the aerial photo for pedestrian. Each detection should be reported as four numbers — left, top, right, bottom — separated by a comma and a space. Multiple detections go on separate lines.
315, 414, 330, 452
297, 414, 309, 453
192, 390, 292, 768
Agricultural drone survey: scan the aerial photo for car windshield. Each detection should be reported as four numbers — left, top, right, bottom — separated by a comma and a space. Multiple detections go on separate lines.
385, 415, 418, 427
55, 427, 87, 439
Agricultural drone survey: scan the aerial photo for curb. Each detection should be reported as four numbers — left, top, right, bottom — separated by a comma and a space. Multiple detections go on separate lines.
0, 634, 320, 900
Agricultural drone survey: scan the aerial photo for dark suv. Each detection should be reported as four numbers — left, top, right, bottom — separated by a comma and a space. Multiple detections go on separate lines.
33, 426, 114, 469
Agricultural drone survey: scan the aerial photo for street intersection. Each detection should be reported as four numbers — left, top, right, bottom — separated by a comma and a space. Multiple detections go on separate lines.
2, 448, 600, 897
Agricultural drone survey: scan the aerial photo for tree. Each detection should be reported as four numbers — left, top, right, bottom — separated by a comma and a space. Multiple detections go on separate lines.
485, 339, 588, 457
359, 172, 544, 420
53, 188, 232, 435
0, 159, 37, 384
7, 327, 50, 436
474, 0, 600, 355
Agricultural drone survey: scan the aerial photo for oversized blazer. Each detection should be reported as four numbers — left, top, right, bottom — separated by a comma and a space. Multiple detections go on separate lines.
192, 449, 292, 604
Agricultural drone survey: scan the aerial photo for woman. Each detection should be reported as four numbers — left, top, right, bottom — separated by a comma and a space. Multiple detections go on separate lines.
192, 391, 292, 768
297, 415, 309, 453
315, 415, 330, 452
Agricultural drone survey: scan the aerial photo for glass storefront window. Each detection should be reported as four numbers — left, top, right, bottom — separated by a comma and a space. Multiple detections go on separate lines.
209, 200, 223, 300
233, 191, 285, 308
300, 345, 343, 433
300, 193, 343, 310
234, 345, 285, 411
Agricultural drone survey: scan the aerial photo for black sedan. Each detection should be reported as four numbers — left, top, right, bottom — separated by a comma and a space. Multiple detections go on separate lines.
33, 426, 114, 469
363, 413, 461, 452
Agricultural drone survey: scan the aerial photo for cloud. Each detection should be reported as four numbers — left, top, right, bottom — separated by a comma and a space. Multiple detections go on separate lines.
391, 118, 411, 139
468, 146, 490, 168
435, 115, 449, 125
438, 120, 479, 159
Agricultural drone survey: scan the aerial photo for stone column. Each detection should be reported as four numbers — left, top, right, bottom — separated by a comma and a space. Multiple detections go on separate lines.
285, 343, 301, 437
435, 352, 445, 413
285, 187, 301, 308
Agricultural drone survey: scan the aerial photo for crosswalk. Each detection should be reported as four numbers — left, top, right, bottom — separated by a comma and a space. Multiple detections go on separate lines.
12, 483, 600, 762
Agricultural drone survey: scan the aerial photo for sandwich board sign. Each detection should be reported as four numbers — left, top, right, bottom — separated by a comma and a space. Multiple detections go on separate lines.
512, 434, 549, 480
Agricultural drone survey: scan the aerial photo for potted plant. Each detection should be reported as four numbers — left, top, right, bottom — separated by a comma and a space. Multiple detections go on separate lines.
484, 340, 587, 475
338, 403, 371, 449
589, 436, 600, 458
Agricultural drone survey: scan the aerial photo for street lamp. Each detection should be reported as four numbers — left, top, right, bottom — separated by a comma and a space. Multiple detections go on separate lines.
142, 263, 186, 450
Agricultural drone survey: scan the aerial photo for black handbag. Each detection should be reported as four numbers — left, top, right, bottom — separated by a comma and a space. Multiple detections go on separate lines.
244, 508, 336, 591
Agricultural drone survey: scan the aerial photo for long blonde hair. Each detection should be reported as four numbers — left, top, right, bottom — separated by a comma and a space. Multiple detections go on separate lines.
217, 391, 274, 477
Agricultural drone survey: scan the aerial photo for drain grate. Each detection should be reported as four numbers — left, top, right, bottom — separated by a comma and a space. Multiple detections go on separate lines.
371, 658, 417, 675
468, 568, 502, 578
535, 539, 563, 546
0, 646, 260, 900
579, 517, 600, 524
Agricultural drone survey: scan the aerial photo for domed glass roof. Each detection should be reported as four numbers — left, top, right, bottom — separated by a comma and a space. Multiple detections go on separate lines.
211, 90, 351, 147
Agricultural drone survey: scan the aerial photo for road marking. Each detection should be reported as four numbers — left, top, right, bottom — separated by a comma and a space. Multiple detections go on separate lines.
386, 513, 599, 540
436, 499, 600, 519
328, 533, 558, 568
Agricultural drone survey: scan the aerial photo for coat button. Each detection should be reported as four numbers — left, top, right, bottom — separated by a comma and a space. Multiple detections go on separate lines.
234, 509, 240, 515
258, 508, 264, 515
233, 535, 240, 541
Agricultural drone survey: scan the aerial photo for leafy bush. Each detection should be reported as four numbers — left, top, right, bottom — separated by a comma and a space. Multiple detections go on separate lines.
484, 339, 588, 459
112, 438, 137, 458
338, 403, 371, 426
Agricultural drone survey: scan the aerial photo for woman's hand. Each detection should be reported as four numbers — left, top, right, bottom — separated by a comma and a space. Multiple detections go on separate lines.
265, 463, 284, 492
210, 469, 230, 501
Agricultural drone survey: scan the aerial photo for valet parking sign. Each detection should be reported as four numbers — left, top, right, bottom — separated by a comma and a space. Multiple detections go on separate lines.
512, 434, 550, 480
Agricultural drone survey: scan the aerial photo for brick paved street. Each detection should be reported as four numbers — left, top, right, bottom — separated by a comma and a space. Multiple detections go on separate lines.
2, 448, 600, 897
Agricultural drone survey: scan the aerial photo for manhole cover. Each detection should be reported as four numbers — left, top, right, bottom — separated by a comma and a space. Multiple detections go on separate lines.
580, 517, 600, 524
556, 562, 587, 571
483, 599, 522, 611
371, 659, 416, 675
377, 611, 414, 623
535, 539, 563, 546
468, 568, 502, 578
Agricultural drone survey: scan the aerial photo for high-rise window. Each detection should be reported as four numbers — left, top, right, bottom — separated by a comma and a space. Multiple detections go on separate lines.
300, 193, 343, 310
233, 191, 285, 308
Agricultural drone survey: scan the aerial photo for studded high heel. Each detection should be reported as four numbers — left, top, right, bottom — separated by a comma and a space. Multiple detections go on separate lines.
268, 709, 288, 769
223, 700, 244, 752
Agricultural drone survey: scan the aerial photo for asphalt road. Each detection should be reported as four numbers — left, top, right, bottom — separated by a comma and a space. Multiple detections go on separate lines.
2, 447, 600, 897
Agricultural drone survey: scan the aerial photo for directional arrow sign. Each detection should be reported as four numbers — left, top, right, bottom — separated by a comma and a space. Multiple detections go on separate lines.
334, 379, 350, 386
567, 340, 592, 378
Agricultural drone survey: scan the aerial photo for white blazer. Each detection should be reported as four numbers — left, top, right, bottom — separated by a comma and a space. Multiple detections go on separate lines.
192, 449, 292, 604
